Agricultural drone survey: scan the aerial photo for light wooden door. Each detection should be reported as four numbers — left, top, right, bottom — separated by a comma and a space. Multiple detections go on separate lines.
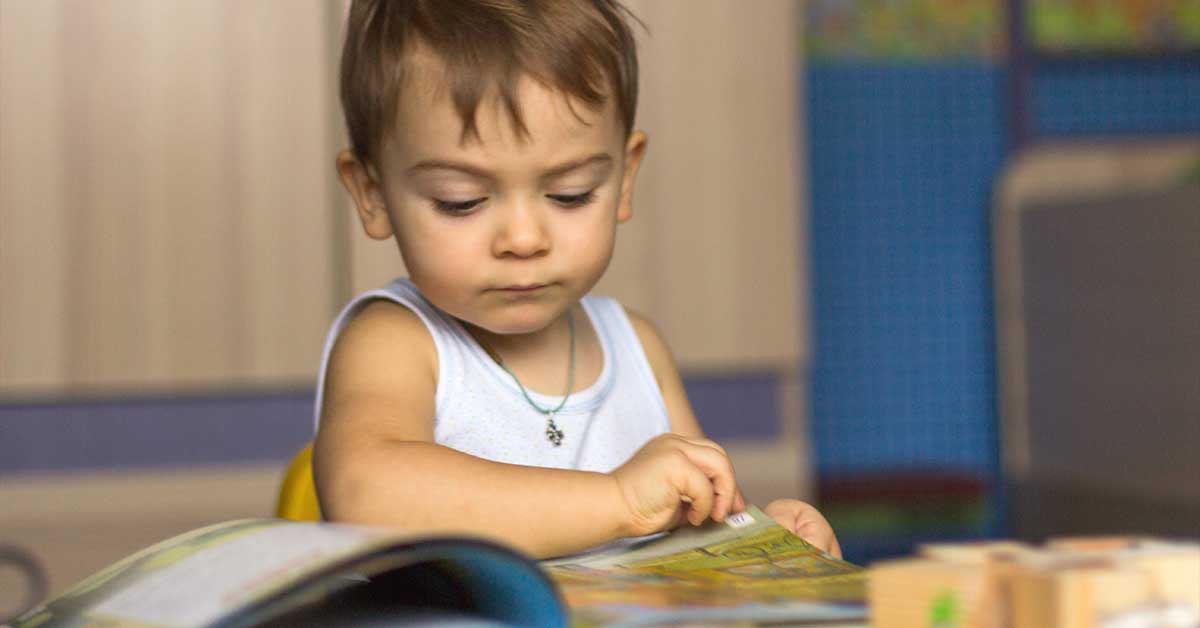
1, 0, 342, 397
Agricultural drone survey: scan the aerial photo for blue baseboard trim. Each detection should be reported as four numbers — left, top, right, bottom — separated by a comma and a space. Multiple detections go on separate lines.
0, 374, 784, 474
0, 390, 316, 474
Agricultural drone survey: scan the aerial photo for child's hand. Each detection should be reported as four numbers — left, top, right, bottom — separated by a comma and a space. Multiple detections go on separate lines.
765, 499, 842, 558
611, 434, 746, 536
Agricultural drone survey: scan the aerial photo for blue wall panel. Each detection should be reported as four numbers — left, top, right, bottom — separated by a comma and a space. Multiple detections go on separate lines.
806, 56, 1199, 480
806, 63, 1006, 475
1035, 58, 1200, 136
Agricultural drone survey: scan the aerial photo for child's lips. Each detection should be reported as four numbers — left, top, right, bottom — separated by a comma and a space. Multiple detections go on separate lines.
499, 283, 548, 293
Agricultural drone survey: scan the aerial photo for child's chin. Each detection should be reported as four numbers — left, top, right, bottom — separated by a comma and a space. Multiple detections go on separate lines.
479, 308, 565, 336
486, 319, 555, 337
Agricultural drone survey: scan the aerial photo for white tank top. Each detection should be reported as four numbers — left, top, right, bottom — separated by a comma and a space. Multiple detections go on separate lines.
314, 279, 671, 473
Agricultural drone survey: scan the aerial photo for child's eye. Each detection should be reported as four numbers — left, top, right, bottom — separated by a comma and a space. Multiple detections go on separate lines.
433, 197, 486, 214
547, 190, 595, 208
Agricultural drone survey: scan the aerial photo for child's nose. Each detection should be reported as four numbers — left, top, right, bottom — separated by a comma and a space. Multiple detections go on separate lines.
492, 202, 550, 259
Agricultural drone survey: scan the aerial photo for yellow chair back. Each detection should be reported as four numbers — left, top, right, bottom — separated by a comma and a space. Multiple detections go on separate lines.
276, 442, 322, 521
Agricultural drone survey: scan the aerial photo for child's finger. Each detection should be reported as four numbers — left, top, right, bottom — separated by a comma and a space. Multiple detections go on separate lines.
794, 511, 841, 558
710, 451, 740, 521
732, 488, 746, 513
689, 439, 744, 520
673, 457, 716, 525
765, 499, 802, 533
682, 437, 727, 456
675, 440, 738, 522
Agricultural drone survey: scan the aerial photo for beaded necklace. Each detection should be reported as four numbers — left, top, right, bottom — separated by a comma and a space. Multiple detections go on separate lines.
471, 311, 575, 446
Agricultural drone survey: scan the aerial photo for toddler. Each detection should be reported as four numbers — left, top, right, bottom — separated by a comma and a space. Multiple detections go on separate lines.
313, 0, 840, 559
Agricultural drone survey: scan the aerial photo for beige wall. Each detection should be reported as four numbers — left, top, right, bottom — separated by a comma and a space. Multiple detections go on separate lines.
606, 0, 808, 373
1, 0, 340, 398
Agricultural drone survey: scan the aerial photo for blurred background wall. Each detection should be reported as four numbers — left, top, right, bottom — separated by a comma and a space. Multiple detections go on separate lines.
803, 0, 1198, 560
2, 0, 1200, 618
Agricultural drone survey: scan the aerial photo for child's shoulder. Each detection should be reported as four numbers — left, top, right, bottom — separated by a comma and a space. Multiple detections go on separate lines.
328, 279, 442, 366
326, 298, 437, 387
318, 297, 439, 441
347, 298, 428, 335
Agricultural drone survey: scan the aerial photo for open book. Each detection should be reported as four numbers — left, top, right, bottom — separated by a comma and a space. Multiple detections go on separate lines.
7, 507, 865, 627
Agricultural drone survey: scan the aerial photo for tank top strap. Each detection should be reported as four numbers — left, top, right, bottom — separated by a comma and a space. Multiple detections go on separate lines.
579, 296, 672, 435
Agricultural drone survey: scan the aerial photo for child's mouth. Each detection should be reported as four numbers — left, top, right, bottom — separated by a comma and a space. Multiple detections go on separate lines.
499, 283, 547, 293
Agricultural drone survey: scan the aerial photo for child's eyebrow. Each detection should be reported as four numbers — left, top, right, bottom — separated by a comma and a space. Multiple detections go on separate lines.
406, 153, 613, 180
541, 153, 613, 179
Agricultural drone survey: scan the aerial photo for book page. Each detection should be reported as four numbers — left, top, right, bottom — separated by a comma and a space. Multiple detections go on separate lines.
543, 507, 867, 626
88, 524, 380, 626
12, 519, 395, 628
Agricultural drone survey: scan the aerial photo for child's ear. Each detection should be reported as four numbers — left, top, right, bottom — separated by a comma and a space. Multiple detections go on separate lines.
617, 130, 648, 224
336, 149, 394, 240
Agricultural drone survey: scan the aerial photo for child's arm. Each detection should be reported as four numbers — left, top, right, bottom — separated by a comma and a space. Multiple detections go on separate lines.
626, 309, 842, 558
313, 301, 741, 559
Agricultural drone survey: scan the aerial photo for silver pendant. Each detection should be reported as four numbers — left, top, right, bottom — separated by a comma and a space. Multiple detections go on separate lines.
545, 414, 564, 447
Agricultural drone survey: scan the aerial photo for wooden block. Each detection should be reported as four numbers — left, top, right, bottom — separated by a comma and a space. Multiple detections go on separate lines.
869, 558, 1000, 628
1010, 560, 1153, 628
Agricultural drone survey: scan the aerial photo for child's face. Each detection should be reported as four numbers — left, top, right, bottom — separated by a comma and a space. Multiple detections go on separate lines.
340, 59, 646, 337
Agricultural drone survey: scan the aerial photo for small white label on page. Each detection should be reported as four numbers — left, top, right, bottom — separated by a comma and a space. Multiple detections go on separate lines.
726, 511, 754, 528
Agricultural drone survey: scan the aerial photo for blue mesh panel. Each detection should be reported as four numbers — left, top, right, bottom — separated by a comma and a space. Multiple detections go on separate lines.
1034, 57, 1200, 136
806, 56, 1198, 479
806, 62, 1006, 475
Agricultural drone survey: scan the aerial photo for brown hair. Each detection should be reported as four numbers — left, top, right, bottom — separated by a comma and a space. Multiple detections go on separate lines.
340, 0, 641, 167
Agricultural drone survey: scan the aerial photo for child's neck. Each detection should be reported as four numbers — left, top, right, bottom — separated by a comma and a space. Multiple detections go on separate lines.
463, 304, 602, 395
464, 309, 575, 364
